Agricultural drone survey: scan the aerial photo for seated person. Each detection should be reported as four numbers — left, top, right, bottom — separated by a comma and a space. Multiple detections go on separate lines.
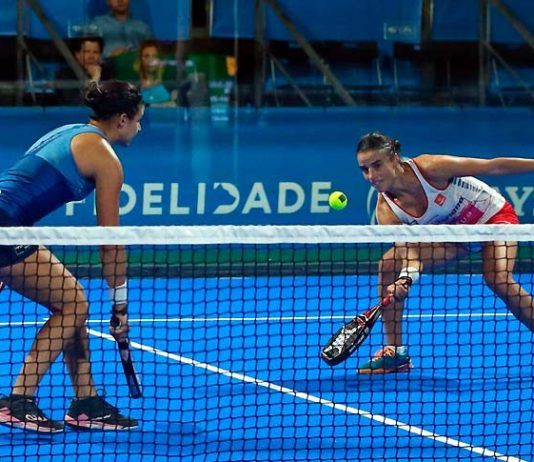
89, 0, 153, 58
55, 36, 115, 105
135, 40, 177, 107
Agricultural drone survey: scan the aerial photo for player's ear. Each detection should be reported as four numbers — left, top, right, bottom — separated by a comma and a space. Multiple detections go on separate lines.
117, 113, 129, 127
392, 151, 402, 163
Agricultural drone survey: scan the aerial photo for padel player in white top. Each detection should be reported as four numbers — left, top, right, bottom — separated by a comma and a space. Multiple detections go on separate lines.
356, 132, 534, 374
379, 158, 507, 226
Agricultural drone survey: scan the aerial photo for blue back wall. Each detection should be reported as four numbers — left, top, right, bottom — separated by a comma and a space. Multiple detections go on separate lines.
212, 0, 422, 43
0, 107, 532, 226
432, 0, 534, 42
0, 0, 190, 40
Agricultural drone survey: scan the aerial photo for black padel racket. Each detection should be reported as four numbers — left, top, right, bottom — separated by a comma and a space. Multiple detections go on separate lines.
321, 297, 392, 366
116, 338, 143, 399
111, 314, 142, 399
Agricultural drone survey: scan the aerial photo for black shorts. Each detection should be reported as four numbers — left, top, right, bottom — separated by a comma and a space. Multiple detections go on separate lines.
0, 210, 38, 268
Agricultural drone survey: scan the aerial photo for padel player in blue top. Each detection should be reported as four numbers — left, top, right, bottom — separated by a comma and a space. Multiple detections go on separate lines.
0, 80, 144, 432
356, 132, 534, 374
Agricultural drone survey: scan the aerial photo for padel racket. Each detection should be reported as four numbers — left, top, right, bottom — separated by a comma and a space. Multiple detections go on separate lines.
321, 297, 392, 366
111, 315, 142, 399
116, 338, 143, 399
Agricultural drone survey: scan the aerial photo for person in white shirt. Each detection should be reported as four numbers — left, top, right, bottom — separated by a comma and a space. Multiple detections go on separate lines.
356, 131, 534, 374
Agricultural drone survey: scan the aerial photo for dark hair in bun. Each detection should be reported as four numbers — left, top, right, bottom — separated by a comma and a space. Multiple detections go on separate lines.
356, 132, 401, 158
84, 80, 144, 121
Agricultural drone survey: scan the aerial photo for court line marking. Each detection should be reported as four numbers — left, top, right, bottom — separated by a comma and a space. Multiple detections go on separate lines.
87, 326, 526, 462
0, 311, 514, 327
0, 320, 49, 327
100, 312, 515, 324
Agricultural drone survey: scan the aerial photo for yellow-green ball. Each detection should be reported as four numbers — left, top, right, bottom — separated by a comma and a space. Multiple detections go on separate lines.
328, 191, 348, 211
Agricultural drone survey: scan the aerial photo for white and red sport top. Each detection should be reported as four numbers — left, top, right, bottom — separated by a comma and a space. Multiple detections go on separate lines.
380, 159, 507, 225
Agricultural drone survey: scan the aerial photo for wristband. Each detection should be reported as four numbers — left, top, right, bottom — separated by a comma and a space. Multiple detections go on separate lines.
398, 267, 420, 285
108, 281, 128, 305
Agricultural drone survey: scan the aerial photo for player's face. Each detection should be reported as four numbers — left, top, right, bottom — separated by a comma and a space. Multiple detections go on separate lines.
357, 149, 398, 192
117, 105, 145, 146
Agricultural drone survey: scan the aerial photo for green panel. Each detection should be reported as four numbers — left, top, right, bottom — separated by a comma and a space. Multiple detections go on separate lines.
112, 51, 179, 83
51, 243, 532, 279
186, 53, 230, 81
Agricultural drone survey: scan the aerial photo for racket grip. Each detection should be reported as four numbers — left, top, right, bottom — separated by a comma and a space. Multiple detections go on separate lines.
381, 296, 393, 306
116, 339, 143, 399
117, 338, 130, 363
117, 338, 129, 350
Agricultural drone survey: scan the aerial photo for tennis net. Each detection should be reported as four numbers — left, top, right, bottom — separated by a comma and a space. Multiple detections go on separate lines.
0, 224, 532, 462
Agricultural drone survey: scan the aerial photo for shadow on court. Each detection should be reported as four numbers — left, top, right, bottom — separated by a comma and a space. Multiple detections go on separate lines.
280, 373, 464, 394
0, 421, 207, 458
278, 368, 534, 395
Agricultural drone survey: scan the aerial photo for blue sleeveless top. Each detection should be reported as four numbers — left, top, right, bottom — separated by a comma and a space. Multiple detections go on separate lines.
0, 124, 107, 225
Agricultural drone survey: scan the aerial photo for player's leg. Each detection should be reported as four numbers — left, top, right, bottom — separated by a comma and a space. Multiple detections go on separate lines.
359, 242, 467, 374
63, 322, 96, 397
377, 243, 413, 347
482, 240, 534, 331
0, 246, 136, 431
0, 247, 95, 397
379, 242, 466, 345
0, 246, 96, 432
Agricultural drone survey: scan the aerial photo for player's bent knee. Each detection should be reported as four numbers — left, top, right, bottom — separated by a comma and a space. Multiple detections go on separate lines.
72, 300, 89, 321
58, 299, 90, 324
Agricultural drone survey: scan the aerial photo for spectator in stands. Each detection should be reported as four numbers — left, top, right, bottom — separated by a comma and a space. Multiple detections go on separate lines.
135, 40, 177, 107
89, 0, 153, 58
55, 36, 115, 105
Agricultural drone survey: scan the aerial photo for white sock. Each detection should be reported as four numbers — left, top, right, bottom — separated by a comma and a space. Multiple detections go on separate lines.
388, 345, 407, 355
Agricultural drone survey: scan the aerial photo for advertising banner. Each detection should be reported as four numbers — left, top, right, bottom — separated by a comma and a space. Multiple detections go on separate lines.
0, 107, 532, 226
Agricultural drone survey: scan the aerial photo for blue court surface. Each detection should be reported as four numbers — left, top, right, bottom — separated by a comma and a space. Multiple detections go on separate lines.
0, 273, 532, 462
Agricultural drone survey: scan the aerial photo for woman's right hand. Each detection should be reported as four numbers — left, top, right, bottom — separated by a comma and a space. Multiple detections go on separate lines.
110, 304, 130, 341
387, 277, 412, 302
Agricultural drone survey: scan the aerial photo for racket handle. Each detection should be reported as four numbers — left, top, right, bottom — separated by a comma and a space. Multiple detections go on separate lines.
116, 339, 143, 399
381, 296, 393, 306
117, 338, 129, 350
116, 338, 131, 365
